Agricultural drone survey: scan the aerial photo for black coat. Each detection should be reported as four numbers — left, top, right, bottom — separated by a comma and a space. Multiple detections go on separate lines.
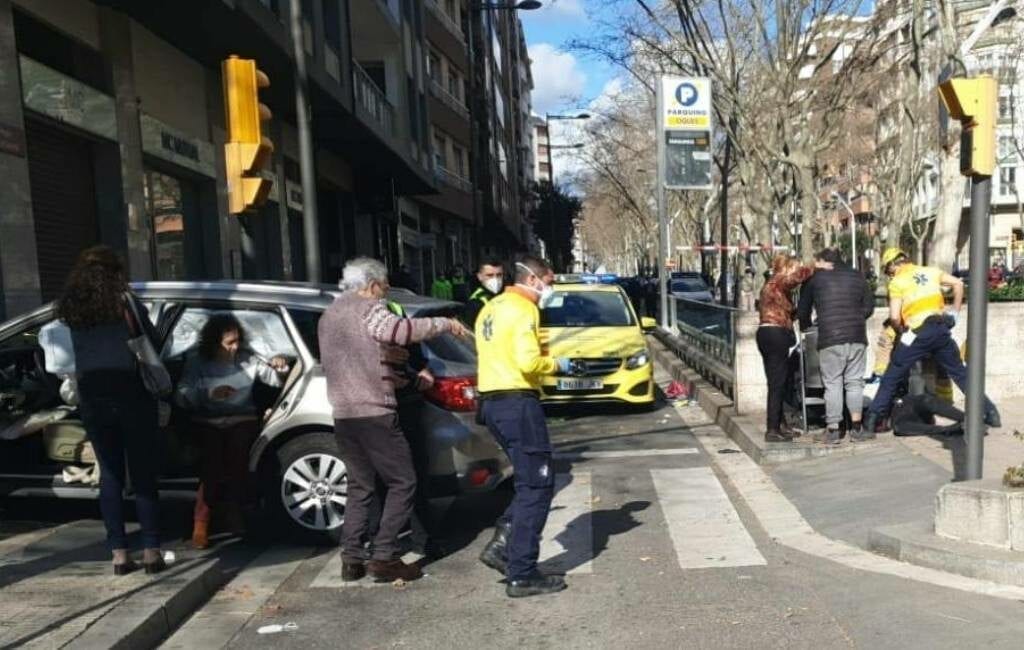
797, 265, 874, 350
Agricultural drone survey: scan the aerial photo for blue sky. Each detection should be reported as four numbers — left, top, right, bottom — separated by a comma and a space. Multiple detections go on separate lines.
520, 0, 618, 117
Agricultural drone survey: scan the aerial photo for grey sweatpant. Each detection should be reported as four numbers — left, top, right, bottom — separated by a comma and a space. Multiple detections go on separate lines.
819, 343, 867, 427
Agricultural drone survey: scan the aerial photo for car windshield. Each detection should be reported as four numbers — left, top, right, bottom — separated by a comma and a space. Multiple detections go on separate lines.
540, 291, 635, 328
671, 279, 708, 293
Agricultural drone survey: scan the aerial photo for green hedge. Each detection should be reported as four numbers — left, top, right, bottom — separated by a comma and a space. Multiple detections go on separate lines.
990, 283, 1024, 302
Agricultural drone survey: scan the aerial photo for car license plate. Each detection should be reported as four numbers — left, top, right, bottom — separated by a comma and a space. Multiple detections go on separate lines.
557, 378, 603, 391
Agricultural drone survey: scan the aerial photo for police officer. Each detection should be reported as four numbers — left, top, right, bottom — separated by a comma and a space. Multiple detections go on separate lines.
463, 258, 505, 326
863, 248, 1001, 438
475, 255, 570, 598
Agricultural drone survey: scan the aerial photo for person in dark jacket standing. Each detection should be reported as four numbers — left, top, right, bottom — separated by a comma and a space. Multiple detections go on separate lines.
797, 248, 875, 443
57, 246, 167, 575
463, 258, 505, 327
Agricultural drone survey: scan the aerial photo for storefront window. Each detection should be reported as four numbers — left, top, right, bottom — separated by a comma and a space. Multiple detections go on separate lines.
144, 170, 187, 280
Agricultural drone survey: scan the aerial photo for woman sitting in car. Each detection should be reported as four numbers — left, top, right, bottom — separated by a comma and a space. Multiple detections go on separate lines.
176, 314, 290, 548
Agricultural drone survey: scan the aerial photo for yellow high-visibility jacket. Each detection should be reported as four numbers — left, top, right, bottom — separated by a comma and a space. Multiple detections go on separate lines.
475, 288, 558, 392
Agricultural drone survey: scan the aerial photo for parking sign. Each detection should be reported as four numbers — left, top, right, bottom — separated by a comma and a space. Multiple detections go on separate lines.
659, 76, 713, 190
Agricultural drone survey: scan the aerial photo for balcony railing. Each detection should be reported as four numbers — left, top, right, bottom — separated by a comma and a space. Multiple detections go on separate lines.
353, 61, 394, 137
436, 165, 473, 193
429, 79, 470, 121
425, 0, 466, 44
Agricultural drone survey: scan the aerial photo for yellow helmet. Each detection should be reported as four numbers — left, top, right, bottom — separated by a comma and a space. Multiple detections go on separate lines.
881, 247, 907, 267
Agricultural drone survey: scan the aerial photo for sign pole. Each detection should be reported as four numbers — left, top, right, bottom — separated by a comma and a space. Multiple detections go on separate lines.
656, 77, 670, 329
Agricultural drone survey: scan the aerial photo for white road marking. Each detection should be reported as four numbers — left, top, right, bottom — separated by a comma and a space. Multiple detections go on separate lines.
675, 403, 1024, 601
553, 448, 699, 460
650, 467, 767, 569
539, 472, 594, 575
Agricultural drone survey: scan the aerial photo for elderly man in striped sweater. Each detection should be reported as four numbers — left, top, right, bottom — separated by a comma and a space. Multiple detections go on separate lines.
319, 257, 469, 584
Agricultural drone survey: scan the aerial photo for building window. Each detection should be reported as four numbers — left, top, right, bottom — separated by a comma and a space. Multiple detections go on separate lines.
428, 52, 441, 83
144, 170, 187, 281
452, 144, 466, 176
999, 96, 1013, 120
1000, 166, 1016, 196
448, 68, 461, 100
323, 0, 342, 52
999, 136, 1017, 161
434, 133, 448, 169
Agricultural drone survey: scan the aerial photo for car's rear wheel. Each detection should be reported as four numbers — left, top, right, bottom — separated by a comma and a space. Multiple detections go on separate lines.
264, 432, 347, 544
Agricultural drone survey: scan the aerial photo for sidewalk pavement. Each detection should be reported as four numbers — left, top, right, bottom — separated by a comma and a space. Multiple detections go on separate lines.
651, 336, 1024, 587
0, 520, 256, 649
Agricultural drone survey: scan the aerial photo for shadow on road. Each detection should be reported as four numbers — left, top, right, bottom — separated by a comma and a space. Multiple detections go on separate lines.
540, 500, 651, 574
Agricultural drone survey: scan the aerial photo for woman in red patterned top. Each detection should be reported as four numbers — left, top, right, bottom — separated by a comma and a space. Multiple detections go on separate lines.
756, 254, 829, 441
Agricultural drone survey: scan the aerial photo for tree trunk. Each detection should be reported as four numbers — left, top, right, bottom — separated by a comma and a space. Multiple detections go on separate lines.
932, 146, 965, 270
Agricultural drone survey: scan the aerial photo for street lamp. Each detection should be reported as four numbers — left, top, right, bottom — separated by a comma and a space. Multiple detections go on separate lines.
831, 192, 858, 270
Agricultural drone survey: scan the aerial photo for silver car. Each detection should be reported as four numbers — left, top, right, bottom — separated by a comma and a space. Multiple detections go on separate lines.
0, 281, 511, 542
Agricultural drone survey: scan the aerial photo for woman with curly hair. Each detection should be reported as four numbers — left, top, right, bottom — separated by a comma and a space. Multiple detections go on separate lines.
57, 245, 167, 575
176, 314, 290, 548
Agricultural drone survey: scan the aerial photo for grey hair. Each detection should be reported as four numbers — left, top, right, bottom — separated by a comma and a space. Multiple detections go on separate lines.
340, 257, 389, 291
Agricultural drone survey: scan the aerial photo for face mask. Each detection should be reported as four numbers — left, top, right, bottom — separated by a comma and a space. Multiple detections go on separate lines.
515, 263, 554, 308
483, 277, 503, 294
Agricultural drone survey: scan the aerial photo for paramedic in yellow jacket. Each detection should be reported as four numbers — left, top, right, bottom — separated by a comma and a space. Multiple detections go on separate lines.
475, 255, 571, 599
863, 249, 1001, 437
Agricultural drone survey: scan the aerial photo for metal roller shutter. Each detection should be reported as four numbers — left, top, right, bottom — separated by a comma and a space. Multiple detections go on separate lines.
25, 120, 99, 302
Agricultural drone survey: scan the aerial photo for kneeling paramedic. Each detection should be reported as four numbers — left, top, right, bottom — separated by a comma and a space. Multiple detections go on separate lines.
863, 248, 1000, 437
475, 256, 570, 598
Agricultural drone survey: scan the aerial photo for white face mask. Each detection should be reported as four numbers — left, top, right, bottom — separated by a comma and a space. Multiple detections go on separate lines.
516, 263, 555, 309
483, 277, 503, 294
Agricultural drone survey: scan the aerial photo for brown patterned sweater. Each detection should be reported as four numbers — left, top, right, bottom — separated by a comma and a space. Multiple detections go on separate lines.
319, 292, 451, 419
758, 265, 814, 329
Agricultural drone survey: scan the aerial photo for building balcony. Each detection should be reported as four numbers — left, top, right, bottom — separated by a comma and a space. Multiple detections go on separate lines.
436, 165, 473, 193
425, 0, 466, 45
429, 79, 470, 121
353, 61, 395, 138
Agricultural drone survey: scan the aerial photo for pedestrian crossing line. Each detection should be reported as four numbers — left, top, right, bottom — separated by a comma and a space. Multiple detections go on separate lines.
552, 448, 700, 461
539, 472, 594, 575
650, 467, 767, 570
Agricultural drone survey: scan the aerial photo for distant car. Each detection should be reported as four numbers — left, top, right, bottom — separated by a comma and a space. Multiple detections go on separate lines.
0, 281, 511, 543
669, 277, 714, 302
537, 283, 656, 406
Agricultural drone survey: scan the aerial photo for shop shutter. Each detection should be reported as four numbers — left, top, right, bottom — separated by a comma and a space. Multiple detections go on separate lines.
25, 120, 99, 301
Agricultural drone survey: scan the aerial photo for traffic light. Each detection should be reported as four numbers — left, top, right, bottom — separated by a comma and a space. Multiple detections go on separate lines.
938, 76, 997, 177
222, 55, 274, 213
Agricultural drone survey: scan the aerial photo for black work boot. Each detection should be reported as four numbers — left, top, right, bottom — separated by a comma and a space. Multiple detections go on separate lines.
764, 429, 793, 443
479, 521, 510, 575
506, 573, 568, 598
341, 560, 366, 582
984, 404, 1002, 428
852, 414, 877, 441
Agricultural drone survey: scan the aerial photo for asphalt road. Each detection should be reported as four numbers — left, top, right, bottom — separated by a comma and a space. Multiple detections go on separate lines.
157, 386, 1024, 650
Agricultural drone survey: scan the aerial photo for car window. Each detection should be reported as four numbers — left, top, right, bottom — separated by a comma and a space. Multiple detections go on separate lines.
163, 308, 298, 360
672, 280, 708, 293
423, 332, 476, 365
540, 292, 635, 328
287, 308, 322, 360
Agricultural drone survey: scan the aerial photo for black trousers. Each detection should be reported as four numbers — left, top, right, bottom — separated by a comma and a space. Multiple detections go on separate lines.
756, 326, 796, 432
334, 413, 416, 562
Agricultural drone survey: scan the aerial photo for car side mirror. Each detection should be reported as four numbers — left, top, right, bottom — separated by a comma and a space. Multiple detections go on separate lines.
641, 317, 657, 331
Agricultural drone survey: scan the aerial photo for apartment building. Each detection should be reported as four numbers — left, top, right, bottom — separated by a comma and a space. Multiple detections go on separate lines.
0, 0, 542, 319
530, 114, 551, 184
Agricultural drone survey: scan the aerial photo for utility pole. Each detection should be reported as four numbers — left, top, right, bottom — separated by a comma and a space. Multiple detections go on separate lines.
656, 81, 669, 328
289, 0, 320, 282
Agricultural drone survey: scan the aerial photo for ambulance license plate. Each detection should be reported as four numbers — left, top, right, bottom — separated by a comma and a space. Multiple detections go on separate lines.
557, 378, 603, 391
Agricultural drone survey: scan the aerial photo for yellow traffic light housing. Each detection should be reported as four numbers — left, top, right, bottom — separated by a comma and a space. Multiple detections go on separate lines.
938, 76, 997, 177
222, 55, 274, 213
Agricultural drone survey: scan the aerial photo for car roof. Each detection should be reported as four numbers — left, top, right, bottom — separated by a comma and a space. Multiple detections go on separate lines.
130, 280, 459, 313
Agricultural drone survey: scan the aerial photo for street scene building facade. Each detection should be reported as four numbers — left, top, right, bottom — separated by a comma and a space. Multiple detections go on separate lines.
0, 0, 537, 320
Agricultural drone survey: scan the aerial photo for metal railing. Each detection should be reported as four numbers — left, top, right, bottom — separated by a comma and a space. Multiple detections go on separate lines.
429, 79, 470, 120
436, 165, 472, 192
353, 61, 394, 137
660, 296, 738, 396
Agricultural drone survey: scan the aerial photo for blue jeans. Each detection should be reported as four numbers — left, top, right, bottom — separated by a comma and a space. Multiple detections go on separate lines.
79, 372, 161, 551
481, 396, 554, 581
869, 320, 995, 418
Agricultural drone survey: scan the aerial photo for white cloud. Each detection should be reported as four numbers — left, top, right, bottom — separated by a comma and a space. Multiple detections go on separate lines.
545, 0, 587, 19
528, 43, 587, 116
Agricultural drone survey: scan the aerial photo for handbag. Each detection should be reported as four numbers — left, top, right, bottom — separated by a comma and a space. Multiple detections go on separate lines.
123, 293, 173, 397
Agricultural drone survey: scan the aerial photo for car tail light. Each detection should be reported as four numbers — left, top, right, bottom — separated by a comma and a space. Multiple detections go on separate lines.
468, 467, 492, 487
426, 376, 478, 412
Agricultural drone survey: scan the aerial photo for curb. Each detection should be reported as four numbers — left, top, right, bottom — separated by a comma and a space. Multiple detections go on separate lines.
868, 521, 1024, 587
649, 335, 891, 465
71, 541, 259, 649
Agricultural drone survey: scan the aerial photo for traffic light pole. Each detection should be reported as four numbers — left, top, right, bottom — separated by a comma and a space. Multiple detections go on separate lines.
289, 0, 321, 283
965, 174, 991, 480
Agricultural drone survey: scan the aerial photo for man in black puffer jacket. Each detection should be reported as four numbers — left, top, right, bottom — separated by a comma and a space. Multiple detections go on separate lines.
797, 248, 875, 443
